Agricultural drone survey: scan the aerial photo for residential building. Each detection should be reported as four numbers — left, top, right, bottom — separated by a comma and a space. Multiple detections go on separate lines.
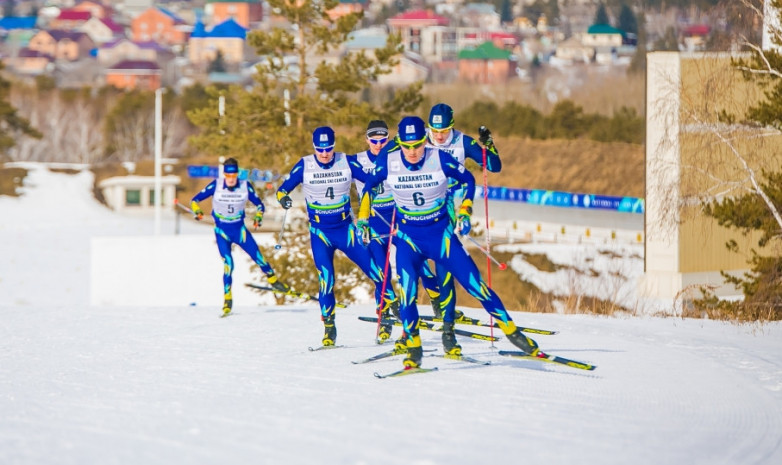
48, 9, 92, 30
71, 1, 113, 19
205, 0, 263, 29
387, 9, 449, 54
131, 7, 189, 46
457, 41, 515, 84
328, 0, 367, 21
4, 49, 54, 75
461, 3, 501, 30
188, 18, 247, 66
79, 16, 125, 45
104, 59, 162, 90
582, 24, 624, 48
27, 29, 96, 61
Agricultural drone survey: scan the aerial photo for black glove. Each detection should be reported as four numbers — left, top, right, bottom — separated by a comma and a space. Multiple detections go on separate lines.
279, 194, 292, 209
478, 126, 493, 147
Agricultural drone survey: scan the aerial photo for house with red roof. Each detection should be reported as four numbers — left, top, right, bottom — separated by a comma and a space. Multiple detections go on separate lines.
105, 59, 162, 90
387, 9, 449, 54
79, 16, 126, 45
72, 1, 113, 20
49, 9, 92, 30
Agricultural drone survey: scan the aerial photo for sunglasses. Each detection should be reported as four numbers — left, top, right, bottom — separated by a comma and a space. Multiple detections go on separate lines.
314, 146, 334, 153
224, 172, 238, 178
398, 137, 426, 150
368, 137, 388, 145
429, 126, 452, 134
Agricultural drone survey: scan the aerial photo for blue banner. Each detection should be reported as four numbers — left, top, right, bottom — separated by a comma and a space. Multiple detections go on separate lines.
475, 186, 644, 214
187, 165, 278, 182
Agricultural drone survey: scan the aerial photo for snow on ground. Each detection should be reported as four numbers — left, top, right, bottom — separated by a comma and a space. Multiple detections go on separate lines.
1, 163, 781, 465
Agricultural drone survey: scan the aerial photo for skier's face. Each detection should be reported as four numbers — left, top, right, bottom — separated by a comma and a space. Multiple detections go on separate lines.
429, 127, 451, 145
400, 139, 426, 164
315, 146, 334, 164
367, 136, 388, 155
224, 173, 238, 187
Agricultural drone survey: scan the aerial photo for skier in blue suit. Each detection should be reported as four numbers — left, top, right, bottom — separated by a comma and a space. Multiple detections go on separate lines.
425, 103, 501, 326
351, 119, 442, 318
357, 116, 539, 368
190, 158, 289, 317
276, 126, 398, 346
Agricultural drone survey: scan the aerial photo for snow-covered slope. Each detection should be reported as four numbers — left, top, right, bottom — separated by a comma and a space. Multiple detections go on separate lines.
1, 164, 780, 465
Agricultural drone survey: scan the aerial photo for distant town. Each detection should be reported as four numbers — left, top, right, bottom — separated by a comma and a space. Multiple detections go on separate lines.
0, 0, 727, 91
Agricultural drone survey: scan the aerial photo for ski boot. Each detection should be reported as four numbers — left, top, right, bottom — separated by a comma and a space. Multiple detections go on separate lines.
322, 315, 337, 346
499, 320, 539, 355
267, 274, 290, 293
402, 330, 423, 369
441, 322, 462, 356
377, 313, 393, 343
394, 333, 408, 353
222, 291, 232, 317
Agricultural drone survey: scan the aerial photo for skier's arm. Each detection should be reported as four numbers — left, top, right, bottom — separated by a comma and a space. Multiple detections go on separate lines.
190, 180, 217, 217
276, 159, 304, 208
440, 151, 476, 201
247, 182, 265, 214
464, 135, 501, 172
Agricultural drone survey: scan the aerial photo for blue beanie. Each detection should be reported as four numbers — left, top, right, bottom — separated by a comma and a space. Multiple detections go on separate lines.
428, 103, 454, 130
312, 126, 335, 148
223, 158, 239, 174
398, 116, 426, 142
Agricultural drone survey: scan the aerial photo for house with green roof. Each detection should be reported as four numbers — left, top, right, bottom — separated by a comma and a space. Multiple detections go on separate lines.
583, 24, 624, 48
457, 41, 515, 84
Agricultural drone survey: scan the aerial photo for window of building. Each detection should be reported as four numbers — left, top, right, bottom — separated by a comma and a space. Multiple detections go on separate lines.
149, 188, 155, 206
126, 189, 141, 206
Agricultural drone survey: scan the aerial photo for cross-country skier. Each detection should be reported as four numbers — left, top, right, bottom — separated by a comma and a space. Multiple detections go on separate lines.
425, 103, 500, 330
276, 126, 398, 346
190, 157, 289, 317
357, 116, 539, 368
351, 120, 442, 318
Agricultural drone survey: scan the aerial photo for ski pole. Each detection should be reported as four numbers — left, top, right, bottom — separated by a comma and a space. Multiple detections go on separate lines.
376, 209, 397, 341
274, 208, 288, 250
480, 140, 495, 344
464, 234, 507, 270
174, 199, 214, 224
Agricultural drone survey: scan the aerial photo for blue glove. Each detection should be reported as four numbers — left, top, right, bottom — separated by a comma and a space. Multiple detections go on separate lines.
356, 219, 371, 245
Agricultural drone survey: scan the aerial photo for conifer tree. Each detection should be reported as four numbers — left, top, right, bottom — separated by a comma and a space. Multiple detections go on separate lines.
697, 0, 782, 317
0, 63, 41, 158
187, 0, 422, 171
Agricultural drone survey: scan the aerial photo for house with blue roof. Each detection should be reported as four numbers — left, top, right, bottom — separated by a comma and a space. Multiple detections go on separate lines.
188, 18, 248, 66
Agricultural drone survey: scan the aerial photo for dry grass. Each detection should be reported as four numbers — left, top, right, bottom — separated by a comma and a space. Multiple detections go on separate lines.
468, 137, 645, 197
0, 166, 28, 197
422, 70, 646, 117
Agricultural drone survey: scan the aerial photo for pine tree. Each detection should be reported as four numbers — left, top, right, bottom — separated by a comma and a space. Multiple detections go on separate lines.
0, 62, 41, 159
186, 0, 422, 171
594, 2, 610, 25
618, 4, 638, 34
697, 0, 782, 318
